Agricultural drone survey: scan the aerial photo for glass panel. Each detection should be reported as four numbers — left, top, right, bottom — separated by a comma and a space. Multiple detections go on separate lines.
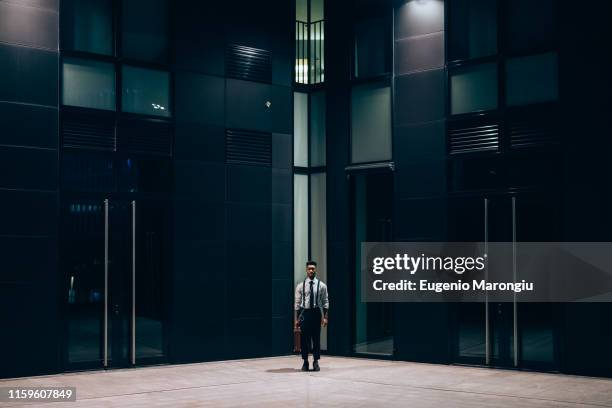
295, 21, 309, 84
310, 173, 327, 349
450, 63, 497, 115
135, 200, 169, 360
310, 91, 326, 167
117, 158, 172, 193
61, 153, 115, 193
310, 20, 325, 84
294, 92, 309, 167
294, 174, 309, 285
65, 198, 105, 364
354, 173, 394, 355
519, 304, 555, 365
62, 58, 116, 110
506, 53, 558, 106
355, 18, 388, 78
311, 0, 324, 22
62, 0, 113, 55
457, 303, 486, 360
296, 0, 308, 22
505, 0, 554, 53
351, 83, 392, 164
449, 0, 497, 60
122, 0, 168, 63
121, 66, 170, 117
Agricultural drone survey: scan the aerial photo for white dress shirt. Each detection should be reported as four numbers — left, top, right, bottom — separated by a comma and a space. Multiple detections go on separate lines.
294, 277, 329, 311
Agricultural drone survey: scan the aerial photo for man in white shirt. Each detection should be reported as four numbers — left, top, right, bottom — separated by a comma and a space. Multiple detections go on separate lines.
294, 260, 329, 371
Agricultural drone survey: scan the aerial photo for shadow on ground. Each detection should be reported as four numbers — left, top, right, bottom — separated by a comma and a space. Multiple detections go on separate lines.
265, 368, 304, 373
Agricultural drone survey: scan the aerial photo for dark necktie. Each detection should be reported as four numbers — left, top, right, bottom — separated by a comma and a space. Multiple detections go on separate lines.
309, 280, 314, 309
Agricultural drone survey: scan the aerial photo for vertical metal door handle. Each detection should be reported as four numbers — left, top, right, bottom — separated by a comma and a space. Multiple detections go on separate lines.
512, 197, 518, 367
131, 200, 136, 365
104, 199, 109, 368
484, 198, 490, 365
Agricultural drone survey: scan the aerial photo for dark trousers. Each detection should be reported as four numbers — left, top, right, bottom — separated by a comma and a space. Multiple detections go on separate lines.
300, 308, 321, 361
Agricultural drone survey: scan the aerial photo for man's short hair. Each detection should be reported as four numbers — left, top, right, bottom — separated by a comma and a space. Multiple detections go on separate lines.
306, 260, 317, 267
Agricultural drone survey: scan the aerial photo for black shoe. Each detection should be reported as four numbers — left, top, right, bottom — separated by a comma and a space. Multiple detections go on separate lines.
313, 360, 320, 371
301, 361, 309, 371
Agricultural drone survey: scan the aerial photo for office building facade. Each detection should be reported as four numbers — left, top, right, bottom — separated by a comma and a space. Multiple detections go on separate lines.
0, 0, 611, 379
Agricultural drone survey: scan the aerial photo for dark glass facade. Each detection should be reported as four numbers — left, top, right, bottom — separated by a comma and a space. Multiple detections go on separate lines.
0, 0, 611, 380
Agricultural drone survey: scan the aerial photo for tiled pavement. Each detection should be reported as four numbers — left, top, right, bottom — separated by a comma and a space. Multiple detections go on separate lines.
1, 356, 612, 407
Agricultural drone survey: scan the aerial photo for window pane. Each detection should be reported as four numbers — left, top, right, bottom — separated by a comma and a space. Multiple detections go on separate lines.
351, 83, 392, 164
294, 174, 309, 285
505, 0, 554, 53
122, 66, 170, 117
122, 0, 168, 63
506, 53, 558, 106
310, 91, 326, 167
294, 92, 308, 166
296, 0, 308, 22
311, 0, 324, 22
310, 172, 327, 349
355, 18, 389, 78
62, 0, 113, 55
449, 0, 497, 60
450, 63, 497, 115
62, 58, 116, 110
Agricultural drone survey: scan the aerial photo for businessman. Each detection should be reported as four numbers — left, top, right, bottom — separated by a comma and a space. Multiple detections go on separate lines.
295, 260, 329, 372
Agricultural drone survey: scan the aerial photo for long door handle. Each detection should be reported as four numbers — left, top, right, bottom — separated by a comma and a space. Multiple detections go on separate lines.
104, 199, 109, 368
512, 197, 518, 367
484, 198, 490, 365
131, 200, 136, 365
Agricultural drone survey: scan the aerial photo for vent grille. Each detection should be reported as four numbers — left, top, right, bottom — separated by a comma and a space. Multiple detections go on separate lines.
62, 111, 115, 151
449, 123, 499, 154
509, 118, 557, 148
226, 129, 271, 166
226, 44, 272, 83
117, 119, 173, 156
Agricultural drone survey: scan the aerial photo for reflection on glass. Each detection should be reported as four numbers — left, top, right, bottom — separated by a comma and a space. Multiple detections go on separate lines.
351, 83, 392, 164
449, 0, 497, 61
62, 58, 116, 110
122, 67, 170, 117
451, 63, 497, 115
62, 0, 113, 55
294, 92, 309, 167
355, 18, 388, 78
65, 200, 105, 363
310, 91, 326, 167
354, 173, 394, 355
506, 53, 558, 106
61, 154, 115, 192
122, 0, 168, 63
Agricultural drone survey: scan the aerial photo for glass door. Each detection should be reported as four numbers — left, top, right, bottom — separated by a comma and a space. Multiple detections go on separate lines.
450, 192, 560, 369
352, 171, 394, 356
450, 194, 515, 367
63, 196, 169, 369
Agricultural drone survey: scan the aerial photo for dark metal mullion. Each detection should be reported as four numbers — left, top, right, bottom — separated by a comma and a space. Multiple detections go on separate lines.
113, 0, 122, 155
498, 0, 507, 155
307, 0, 311, 84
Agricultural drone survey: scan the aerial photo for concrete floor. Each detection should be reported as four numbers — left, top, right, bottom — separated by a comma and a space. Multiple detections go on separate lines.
1, 356, 612, 407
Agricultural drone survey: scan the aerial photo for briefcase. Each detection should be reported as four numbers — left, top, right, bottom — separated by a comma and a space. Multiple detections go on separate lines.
293, 327, 301, 353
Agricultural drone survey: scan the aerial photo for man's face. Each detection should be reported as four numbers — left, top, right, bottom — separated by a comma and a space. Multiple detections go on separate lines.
306, 264, 316, 279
